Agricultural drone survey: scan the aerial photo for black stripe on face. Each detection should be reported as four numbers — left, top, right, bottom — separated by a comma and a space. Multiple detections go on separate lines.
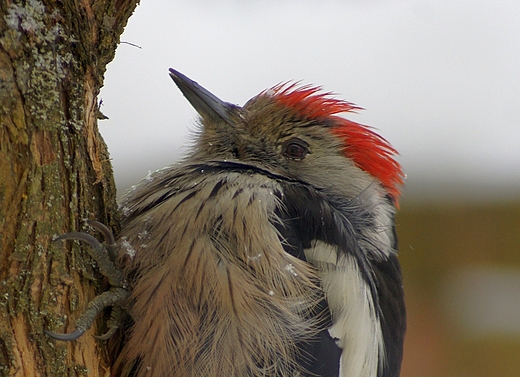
274, 180, 374, 261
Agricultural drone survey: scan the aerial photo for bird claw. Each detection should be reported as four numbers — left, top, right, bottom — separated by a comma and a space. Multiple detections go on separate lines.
94, 326, 118, 341
46, 222, 130, 341
45, 325, 118, 342
44, 327, 85, 341
86, 220, 116, 246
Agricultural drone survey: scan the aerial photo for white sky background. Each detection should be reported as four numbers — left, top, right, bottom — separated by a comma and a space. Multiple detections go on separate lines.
99, 0, 520, 202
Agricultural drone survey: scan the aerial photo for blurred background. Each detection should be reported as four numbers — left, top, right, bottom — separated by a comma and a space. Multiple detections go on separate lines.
98, 1, 520, 376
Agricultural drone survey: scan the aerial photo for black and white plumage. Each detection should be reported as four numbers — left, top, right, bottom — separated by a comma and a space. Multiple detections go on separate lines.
111, 69, 406, 377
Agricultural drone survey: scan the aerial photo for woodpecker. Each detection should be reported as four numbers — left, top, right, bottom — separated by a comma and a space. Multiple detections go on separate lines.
104, 69, 406, 377
47, 69, 405, 377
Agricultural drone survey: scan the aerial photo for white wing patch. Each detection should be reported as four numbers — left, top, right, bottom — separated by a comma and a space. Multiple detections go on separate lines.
305, 241, 384, 377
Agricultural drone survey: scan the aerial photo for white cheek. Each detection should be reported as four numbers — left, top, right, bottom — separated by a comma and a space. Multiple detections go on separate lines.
362, 198, 397, 261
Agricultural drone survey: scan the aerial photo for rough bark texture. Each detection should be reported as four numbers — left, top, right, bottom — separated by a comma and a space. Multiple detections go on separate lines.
0, 0, 139, 375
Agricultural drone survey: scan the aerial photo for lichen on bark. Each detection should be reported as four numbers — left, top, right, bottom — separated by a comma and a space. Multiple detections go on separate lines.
0, 0, 139, 375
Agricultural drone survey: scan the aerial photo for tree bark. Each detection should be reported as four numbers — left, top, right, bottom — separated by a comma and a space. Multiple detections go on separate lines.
0, 0, 139, 375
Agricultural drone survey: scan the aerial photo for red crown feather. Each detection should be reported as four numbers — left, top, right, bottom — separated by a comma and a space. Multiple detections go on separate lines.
268, 83, 404, 202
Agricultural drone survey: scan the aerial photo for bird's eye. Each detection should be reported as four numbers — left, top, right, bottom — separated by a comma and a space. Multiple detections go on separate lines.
282, 138, 309, 160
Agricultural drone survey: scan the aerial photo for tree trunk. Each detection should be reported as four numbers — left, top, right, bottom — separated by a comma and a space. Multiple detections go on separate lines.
0, 0, 139, 375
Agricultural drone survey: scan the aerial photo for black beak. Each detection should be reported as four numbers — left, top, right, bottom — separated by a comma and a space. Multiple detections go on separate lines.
169, 68, 236, 124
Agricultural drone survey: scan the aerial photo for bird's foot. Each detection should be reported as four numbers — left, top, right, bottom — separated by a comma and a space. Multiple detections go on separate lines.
45, 220, 130, 341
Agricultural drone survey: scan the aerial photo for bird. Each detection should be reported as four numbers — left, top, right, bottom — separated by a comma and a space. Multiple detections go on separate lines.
47, 68, 406, 377
110, 69, 406, 377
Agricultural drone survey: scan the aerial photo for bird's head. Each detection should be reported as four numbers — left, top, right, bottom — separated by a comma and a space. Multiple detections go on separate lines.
169, 68, 404, 204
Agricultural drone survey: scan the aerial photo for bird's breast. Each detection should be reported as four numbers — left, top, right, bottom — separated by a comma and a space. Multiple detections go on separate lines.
115, 162, 332, 377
